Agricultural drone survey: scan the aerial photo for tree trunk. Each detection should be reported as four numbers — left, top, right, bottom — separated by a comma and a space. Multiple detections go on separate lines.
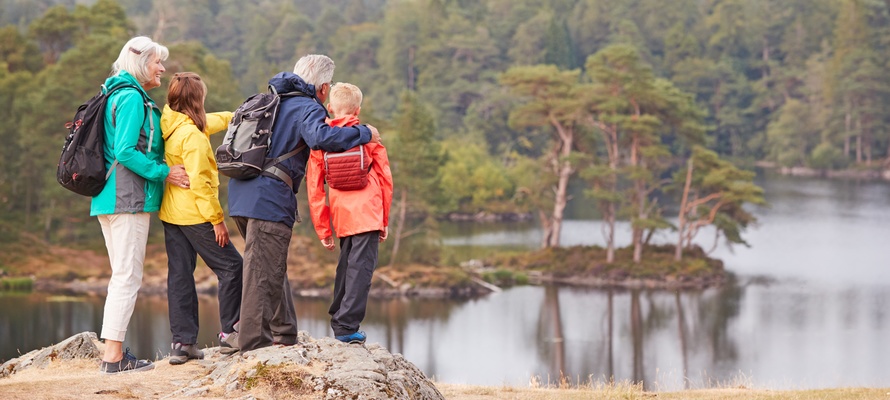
544, 116, 574, 248
854, 114, 862, 164
632, 184, 645, 263
44, 198, 55, 242
549, 157, 571, 247
605, 203, 615, 263
388, 189, 408, 267
628, 134, 645, 263
675, 158, 694, 261
592, 119, 619, 263
539, 210, 552, 249
407, 47, 415, 91
844, 109, 851, 158
153, 0, 167, 42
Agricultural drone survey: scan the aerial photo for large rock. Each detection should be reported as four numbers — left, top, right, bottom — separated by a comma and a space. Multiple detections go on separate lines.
1, 331, 100, 378
167, 331, 443, 400
3, 331, 443, 399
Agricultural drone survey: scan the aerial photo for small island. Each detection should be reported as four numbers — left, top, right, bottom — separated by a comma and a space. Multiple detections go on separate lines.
1, 231, 726, 299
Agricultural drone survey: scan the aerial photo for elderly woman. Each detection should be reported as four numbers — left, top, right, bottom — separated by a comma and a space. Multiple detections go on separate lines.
91, 36, 190, 374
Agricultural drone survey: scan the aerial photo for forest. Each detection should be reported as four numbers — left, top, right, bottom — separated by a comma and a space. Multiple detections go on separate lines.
0, 0, 885, 266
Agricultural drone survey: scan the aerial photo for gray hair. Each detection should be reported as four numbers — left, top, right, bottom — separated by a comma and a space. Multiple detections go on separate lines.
112, 36, 169, 85
293, 55, 335, 88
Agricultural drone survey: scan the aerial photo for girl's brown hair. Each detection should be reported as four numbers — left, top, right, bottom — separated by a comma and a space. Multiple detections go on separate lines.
167, 72, 207, 132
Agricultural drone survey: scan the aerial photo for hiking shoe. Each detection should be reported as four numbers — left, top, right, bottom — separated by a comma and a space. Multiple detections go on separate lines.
335, 331, 366, 344
169, 343, 204, 365
99, 348, 154, 374
219, 331, 239, 355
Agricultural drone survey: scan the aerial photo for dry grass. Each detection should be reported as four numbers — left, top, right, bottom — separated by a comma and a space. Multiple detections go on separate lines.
1, 357, 887, 400
436, 383, 890, 400
0, 358, 209, 400
436, 373, 890, 400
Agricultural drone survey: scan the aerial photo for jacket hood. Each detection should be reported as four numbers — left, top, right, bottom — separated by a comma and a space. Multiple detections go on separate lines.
269, 72, 317, 98
161, 104, 196, 140
104, 70, 151, 98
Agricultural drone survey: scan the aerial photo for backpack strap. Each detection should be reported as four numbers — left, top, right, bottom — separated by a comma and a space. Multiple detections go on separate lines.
106, 85, 153, 182
258, 88, 312, 190
263, 142, 308, 191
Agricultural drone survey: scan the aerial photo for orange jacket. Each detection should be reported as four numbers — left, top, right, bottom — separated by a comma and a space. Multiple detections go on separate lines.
306, 115, 393, 239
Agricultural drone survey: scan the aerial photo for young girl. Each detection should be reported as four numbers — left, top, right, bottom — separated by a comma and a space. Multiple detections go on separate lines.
159, 72, 242, 364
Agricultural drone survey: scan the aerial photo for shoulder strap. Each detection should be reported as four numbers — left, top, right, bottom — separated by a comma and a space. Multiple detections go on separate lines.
105, 85, 154, 182
263, 142, 309, 191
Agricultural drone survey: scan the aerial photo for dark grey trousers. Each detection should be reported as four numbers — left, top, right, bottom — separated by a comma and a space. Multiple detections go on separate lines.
233, 216, 299, 351
163, 221, 243, 344
330, 231, 379, 336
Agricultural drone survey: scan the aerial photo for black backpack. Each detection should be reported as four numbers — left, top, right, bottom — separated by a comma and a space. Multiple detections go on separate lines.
215, 86, 309, 190
57, 84, 144, 197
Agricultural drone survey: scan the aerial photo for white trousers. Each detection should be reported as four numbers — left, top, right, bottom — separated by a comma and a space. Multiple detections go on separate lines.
97, 213, 150, 342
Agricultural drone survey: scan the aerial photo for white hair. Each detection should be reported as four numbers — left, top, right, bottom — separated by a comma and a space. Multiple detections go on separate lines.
293, 54, 335, 87
112, 36, 169, 85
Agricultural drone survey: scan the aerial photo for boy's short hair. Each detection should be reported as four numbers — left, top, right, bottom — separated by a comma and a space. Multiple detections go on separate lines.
329, 83, 363, 116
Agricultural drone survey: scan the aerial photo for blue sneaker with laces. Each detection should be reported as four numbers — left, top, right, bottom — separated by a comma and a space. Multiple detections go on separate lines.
99, 347, 154, 374
335, 331, 366, 344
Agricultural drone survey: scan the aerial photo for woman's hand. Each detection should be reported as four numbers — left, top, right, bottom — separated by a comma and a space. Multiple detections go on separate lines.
321, 236, 335, 251
165, 165, 190, 188
213, 222, 230, 247
379, 227, 388, 243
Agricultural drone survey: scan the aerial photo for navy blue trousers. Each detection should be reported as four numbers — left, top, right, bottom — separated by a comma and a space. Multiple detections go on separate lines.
330, 231, 379, 336
163, 222, 243, 344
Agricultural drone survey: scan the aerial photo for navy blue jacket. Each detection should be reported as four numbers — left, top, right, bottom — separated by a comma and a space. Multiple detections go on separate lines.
228, 72, 371, 227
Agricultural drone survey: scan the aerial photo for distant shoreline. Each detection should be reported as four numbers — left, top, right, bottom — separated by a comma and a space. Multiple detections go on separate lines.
756, 161, 890, 180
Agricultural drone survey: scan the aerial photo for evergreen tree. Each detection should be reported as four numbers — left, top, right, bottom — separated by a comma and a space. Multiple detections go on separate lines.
501, 64, 583, 248
387, 91, 444, 266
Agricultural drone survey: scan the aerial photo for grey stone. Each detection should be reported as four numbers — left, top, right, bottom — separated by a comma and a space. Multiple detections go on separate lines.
1, 331, 99, 378
5, 331, 445, 399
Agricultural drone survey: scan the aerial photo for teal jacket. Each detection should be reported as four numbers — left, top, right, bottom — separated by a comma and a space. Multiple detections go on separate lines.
90, 71, 169, 216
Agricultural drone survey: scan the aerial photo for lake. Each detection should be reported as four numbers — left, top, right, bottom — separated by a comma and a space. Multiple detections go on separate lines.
2, 173, 889, 390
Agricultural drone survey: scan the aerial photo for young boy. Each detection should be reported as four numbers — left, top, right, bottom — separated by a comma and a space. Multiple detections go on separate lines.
305, 82, 393, 344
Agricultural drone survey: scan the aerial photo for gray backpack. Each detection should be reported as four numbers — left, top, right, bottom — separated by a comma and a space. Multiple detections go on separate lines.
215, 86, 307, 190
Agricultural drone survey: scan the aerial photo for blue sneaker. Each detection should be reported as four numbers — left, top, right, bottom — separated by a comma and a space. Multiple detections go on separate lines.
335, 331, 366, 344
99, 348, 154, 374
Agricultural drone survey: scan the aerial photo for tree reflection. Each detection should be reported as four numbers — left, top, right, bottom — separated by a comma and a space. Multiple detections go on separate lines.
676, 291, 689, 389
630, 289, 644, 385
606, 289, 614, 379
536, 285, 566, 381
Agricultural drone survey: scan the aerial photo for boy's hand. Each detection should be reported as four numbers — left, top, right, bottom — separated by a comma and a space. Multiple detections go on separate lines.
379, 227, 388, 243
321, 236, 335, 251
367, 124, 381, 144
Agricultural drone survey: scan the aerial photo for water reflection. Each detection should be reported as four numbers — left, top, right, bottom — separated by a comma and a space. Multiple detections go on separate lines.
4, 175, 890, 389
4, 277, 889, 389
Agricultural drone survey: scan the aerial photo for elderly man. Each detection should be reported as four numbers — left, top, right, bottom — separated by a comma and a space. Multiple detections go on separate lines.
227, 55, 380, 352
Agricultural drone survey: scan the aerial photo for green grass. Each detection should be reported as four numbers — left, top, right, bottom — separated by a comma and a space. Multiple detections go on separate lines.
487, 244, 725, 286
0, 277, 33, 292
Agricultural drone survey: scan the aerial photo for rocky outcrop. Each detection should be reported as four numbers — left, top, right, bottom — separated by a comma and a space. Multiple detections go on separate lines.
2, 331, 444, 400
167, 332, 444, 399
0, 331, 100, 378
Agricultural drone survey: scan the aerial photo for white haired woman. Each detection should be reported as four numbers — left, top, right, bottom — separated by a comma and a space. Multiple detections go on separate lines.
91, 36, 190, 374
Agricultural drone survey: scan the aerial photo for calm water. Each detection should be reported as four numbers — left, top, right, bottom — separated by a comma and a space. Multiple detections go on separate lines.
2, 174, 890, 390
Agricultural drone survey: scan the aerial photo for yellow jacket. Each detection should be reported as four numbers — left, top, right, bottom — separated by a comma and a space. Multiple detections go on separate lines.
159, 104, 233, 226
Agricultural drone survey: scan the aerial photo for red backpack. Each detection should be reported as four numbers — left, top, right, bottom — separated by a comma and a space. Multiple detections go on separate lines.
323, 144, 371, 191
